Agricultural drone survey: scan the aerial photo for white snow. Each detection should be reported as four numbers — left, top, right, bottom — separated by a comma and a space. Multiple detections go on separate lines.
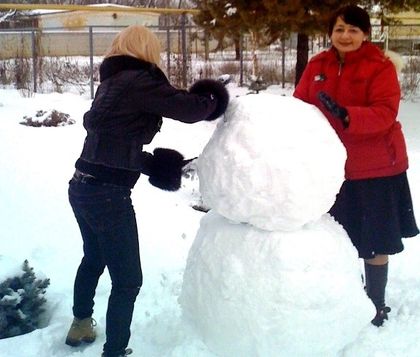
224, 4, 237, 17
180, 212, 374, 357
180, 92, 369, 356
197, 94, 346, 231
0, 84, 419, 357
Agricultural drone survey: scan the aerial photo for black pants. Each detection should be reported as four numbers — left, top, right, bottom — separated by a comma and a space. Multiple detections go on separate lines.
69, 179, 142, 356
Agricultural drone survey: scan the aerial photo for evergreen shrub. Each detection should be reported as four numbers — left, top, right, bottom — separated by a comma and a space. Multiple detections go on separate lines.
0, 260, 50, 339
20, 109, 75, 127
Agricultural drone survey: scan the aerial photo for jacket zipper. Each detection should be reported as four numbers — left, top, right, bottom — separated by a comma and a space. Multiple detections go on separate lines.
338, 61, 343, 76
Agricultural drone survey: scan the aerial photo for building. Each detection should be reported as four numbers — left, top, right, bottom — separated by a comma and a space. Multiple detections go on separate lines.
0, 5, 161, 59
372, 10, 420, 53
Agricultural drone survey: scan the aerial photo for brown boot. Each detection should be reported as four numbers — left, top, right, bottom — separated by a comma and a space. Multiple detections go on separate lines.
65, 317, 96, 346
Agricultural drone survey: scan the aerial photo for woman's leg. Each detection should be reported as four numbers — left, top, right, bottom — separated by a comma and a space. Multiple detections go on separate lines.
66, 183, 107, 347
364, 254, 390, 326
69, 183, 142, 355
72, 211, 106, 318
97, 192, 142, 357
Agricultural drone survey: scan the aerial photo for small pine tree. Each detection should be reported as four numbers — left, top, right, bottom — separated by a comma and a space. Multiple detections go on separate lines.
0, 260, 50, 339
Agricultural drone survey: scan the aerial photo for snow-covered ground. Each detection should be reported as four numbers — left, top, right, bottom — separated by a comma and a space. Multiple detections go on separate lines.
0, 84, 419, 356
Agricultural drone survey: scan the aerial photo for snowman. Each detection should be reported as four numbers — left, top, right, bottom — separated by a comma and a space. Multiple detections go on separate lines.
179, 93, 374, 357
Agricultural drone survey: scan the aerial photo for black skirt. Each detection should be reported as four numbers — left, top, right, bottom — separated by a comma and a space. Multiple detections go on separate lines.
329, 172, 419, 259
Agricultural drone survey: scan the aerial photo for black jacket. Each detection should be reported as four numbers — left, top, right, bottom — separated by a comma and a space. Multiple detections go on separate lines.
76, 55, 222, 187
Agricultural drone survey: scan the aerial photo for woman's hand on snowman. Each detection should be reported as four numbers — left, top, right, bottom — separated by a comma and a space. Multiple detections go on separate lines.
140, 148, 194, 191
189, 79, 230, 121
317, 91, 349, 128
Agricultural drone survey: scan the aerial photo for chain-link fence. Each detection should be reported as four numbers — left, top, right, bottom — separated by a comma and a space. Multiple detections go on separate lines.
0, 23, 419, 98
0, 23, 300, 96
0, 19, 196, 96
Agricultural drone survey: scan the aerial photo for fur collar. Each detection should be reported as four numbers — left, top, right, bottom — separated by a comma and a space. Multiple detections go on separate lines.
99, 55, 165, 82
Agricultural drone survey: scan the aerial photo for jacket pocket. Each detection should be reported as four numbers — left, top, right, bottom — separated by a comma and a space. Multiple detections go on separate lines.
344, 134, 396, 175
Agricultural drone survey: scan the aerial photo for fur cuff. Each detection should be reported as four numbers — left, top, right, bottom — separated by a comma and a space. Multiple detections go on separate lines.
145, 148, 184, 191
189, 79, 229, 121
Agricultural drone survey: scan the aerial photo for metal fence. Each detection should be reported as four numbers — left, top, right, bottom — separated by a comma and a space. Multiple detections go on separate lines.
0, 19, 198, 97
0, 23, 298, 96
1, 23, 419, 98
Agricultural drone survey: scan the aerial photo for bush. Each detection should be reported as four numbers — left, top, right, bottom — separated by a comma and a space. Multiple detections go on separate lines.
0, 260, 50, 339
14, 57, 31, 91
20, 109, 75, 127
401, 56, 420, 99
0, 57, 97, 95
39, 57, 93, 94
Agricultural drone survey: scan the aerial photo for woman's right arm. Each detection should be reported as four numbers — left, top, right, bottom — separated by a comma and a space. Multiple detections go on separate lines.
133, 73, 229, 123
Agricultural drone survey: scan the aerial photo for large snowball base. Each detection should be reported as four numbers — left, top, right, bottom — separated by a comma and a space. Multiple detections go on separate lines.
180, 211, 374, 357
197, 94, 346, 231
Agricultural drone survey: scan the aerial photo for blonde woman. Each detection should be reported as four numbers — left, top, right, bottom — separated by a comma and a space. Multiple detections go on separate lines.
65, 25, 229, 357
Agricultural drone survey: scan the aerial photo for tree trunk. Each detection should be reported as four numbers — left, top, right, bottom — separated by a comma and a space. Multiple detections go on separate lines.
234, 36, 240, 61
295, 32, 309, 87
204, 29, 210, 62
250, 30, 259, 77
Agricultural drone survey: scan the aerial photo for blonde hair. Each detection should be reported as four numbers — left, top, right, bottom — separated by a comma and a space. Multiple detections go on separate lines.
105, 25, 162, 66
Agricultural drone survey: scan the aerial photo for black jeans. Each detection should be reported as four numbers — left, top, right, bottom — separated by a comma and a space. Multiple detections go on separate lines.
68, 179, 142, 356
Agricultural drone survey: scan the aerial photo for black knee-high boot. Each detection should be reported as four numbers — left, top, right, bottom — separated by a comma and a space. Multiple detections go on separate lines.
364, 262, 391, 327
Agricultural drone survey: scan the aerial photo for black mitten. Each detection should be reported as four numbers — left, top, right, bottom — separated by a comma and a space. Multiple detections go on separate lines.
189, 79, 229, 121
140, 148, 185, 191
317, 91, 349, 128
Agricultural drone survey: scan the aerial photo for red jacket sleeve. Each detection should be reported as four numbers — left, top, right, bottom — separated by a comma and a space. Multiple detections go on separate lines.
293, 64, 314, 104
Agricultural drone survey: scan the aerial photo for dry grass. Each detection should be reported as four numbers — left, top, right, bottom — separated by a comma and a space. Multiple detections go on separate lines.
401, 56, 420, 99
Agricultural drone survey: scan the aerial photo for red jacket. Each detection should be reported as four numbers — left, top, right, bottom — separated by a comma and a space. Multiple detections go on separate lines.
294, 42, 408, 180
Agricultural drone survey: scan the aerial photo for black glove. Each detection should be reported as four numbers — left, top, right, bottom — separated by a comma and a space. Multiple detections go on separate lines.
317, 91, 349, 128
189, 79, 230, 121
140, 148, 191, 191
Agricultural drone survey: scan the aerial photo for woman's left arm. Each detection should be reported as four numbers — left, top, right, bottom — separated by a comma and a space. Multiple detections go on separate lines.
345, 60, 401, 135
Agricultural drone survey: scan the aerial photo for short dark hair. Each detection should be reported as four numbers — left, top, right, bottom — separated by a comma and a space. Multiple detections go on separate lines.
328, 5, 371, 36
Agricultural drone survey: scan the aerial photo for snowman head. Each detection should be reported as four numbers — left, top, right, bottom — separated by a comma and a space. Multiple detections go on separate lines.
196, 93, 346, 231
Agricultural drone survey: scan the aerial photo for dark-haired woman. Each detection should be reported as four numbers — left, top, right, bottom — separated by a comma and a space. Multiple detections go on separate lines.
294, 5, 418, 327
65, 25, 229, 357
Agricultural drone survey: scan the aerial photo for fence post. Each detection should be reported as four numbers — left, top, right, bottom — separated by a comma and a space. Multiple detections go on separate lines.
281, 36, 285, 88
165, 15, 171, 78
31, 30, 37, 93
180, 12, 187, 88
89, 26, 94, 99
239, 32, 244, 87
